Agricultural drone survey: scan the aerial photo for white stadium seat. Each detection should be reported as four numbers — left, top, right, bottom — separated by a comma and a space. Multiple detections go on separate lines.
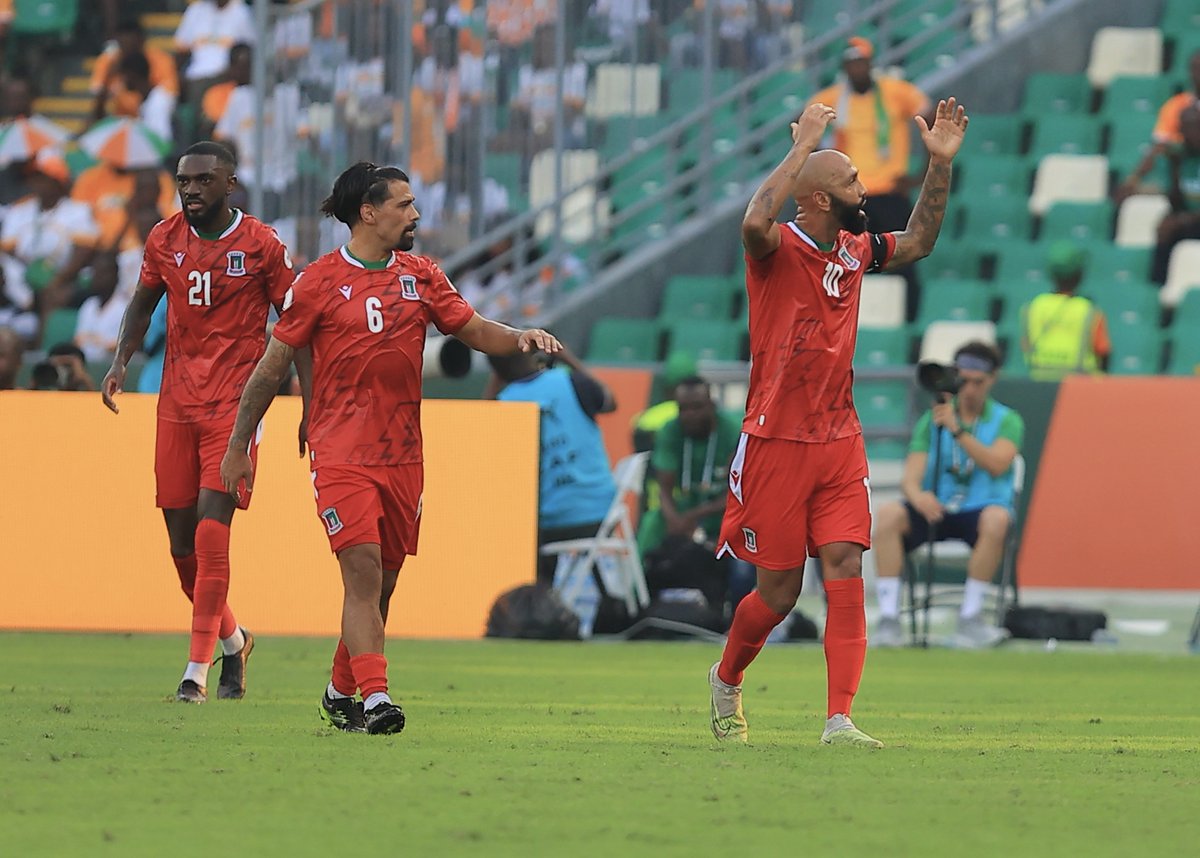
530, 148, 609, 242
1028, 154, 1109, 215
1087, 28, 1163, 88
1161, 240, 1200, 308
1115, 194, 1171, 248
919, 321, 997, 364
585, 63, 661, 119
858, 274, 908, 329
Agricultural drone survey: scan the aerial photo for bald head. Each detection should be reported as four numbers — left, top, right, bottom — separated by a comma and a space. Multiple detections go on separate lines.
793, 149, 868, 235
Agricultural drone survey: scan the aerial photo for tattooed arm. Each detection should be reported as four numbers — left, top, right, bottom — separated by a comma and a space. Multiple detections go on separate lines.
887, 98, 969, 269
220, 337, 295, 498
742, 103, 836, 260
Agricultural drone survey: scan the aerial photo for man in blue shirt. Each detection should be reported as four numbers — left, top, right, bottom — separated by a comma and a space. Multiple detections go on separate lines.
487, 345, 617, 586
871, 341, 1024, 648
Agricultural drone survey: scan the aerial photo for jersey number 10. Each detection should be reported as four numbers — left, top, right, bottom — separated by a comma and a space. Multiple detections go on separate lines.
822, 262, 845, 298
188, 270, 212, 306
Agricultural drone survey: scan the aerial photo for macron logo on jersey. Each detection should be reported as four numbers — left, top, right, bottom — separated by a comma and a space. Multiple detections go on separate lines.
339, 284, 353, 300
174, 252, 186, 267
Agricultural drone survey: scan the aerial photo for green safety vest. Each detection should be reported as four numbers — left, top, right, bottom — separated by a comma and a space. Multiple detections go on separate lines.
1022, 293, 1099, 381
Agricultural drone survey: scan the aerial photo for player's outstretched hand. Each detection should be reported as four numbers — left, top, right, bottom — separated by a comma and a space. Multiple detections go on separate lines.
791, 102, 837, 150
220, 446, 254, 503
915, 97, 969, 161
101, 364, 126, 413
518, 328, 563, 355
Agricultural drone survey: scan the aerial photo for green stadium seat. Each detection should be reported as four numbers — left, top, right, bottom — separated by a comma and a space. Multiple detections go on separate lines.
1166, 334, 1200, 375
1084, 245, 1152, 284
1169, 31, 1200, 77
659, 275, 736, 320
586, 318, 661, 363
1172, 289, 1200, 329
915, 279, 993, 329
1108, 325, 1163, 375
1022, 73, 1092, 116
865, 437, 910, 461
1106, 112, 1162, 179
12, 0, 78, 35
1163, 0, 1200, 38
1101, 76, 1173, 118
854, 379, 912, 430
855, 327, 911, 369
958, 196, 1033, 244
667, 68, 739, 114
41, 308, 78, 348
994, 277, 1050, 343
1027, 114, 1103, 159
993, 245, 1050, 287
1039, 201, 1114, 243
959, 114, 1024, 158
920, 242, 982, 280
1090, 281, 1161, 330
485, 153, 524, 207
956, 155, 1031, 199
663, 318, 744, 362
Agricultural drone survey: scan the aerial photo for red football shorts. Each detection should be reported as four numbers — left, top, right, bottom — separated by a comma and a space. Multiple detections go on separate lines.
155, 416, 260, 510
311, 464, 424, 569
717, 432, 871, 570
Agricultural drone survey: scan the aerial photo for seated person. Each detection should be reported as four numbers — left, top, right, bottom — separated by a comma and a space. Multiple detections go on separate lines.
871, 341, 1025, 649
74, 251, 124, 363
1152, 103, 1200, 283
486, 344, 617, 587
638, 375, 751, 614
90, 17, 179, 122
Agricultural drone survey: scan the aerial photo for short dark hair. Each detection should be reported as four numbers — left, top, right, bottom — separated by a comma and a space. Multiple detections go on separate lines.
320, 161, 410, 226
953, 340, 1001, 372
116, 17, 144, 36
486, 350, 539, 383
181, 140, 238, 171
47, 342, 86, 362
116, 51, 151, 81
674, 375, 710, 393
229, 42, 252, 61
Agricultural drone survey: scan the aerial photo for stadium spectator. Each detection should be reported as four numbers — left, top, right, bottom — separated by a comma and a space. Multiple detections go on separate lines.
0, 324, 22, 388
637, 375, 753, 612
1115, 49, 1200, 202
708, 98, 967, 747
74, 250, 124, 363
872, 341, 1023, 649
591, 0, 663, 61
1151, 102, 1200, 283
0, 72, 34, 121
174, 0, 257, 100
506, 24, 587, 157
0, 150, 99, 325
1021, 242, 1111, 379
810, 37, 932, 233
0, 0, 11, 45
413, 25, 484, 201
32, 342, 95, 391
631, 350, 697, 453
486, 344, 617, 587
213, 74, 300, 205
103, 52, 176, 145
200, 42, 252, 136
73, 162, 177, 256
90, 18, 180, 122
486, 0, 554, 51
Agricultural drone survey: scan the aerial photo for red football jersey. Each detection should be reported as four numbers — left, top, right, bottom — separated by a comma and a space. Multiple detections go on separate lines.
742, 222, 896, 443
139, 209, 295, 422
271, 246, 476, 467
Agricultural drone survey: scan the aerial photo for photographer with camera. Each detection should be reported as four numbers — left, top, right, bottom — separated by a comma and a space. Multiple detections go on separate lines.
872, 341, 1024, 648
30, 342, 95, 391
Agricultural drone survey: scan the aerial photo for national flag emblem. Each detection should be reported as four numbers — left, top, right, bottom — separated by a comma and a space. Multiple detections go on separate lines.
226, 250, 247, 276
321, 507, 344, 535
837, 245, 861, 271
742, 527, 758, 553
399, 274, 419, 300
173, 252, 186, 267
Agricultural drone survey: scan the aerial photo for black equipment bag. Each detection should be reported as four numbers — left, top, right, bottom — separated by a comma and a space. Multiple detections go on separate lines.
486, 585, 582, 640
1002, 604, 1107, 641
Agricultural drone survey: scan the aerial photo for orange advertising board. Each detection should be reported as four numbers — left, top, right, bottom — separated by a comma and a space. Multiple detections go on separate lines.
0, 392, 539, 637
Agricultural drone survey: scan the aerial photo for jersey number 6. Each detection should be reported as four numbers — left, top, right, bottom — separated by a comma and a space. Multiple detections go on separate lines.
188, 270, 212, 306
365, 296, 384, 333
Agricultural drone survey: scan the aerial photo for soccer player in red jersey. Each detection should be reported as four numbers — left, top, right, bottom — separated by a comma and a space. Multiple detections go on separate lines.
219, 162, 561, 735
102, 141, 304, 704
708, 99, 969, 747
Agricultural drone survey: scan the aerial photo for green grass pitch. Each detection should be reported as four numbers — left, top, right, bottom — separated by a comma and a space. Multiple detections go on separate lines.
2, 632, 1197, 856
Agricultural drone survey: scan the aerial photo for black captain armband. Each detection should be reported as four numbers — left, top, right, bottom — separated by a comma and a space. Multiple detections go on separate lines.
867, 233, 892, 272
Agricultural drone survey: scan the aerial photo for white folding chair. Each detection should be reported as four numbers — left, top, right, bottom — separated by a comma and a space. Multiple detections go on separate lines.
541, 452, 652, 633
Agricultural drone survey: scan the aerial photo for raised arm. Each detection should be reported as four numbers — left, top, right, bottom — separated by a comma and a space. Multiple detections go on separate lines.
742, 103, 836, 260
101, 284, 164, 413
885, 98, 969, 270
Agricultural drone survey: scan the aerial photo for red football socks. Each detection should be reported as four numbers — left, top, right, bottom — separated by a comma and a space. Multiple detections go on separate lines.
350, 653, 389, 701
173, 551, 238, 640
189, 520, 231, 664
331, 639, 357, 696
717, 590, 787, 686
824, 577, 867, 718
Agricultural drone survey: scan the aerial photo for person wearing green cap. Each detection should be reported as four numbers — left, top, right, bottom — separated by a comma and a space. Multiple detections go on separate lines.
1020, 242, 1111, 381
630, 350, 697, 453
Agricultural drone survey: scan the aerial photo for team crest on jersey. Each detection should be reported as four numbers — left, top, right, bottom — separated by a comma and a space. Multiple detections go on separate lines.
173, 252, 186, 267
399, 274, 419, 300
742, 528, 758, 553
837, 245, 861, 271
226, 250, 247, 276
321, 507, 344, 535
